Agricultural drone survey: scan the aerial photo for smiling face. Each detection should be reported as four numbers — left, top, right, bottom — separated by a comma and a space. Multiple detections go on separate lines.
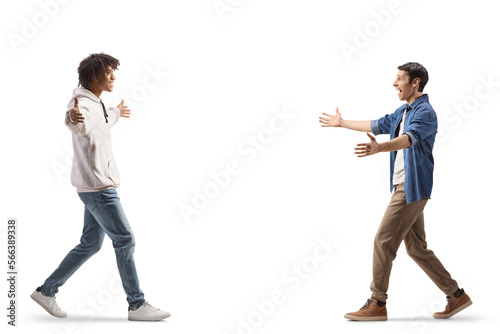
92, 66, 116, 93
393, 69, 421, 104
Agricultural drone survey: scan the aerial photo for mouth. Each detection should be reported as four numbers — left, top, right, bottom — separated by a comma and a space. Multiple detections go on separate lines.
397, 89, 402, 98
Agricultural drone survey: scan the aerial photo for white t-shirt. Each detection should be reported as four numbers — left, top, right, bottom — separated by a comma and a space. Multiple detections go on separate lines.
392, 109, 407, 186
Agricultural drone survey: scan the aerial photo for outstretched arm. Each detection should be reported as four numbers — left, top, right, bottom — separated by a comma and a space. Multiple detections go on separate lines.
104, 99, 131, 128
66, 97, 91, 136
68, 97, 84, 123
354, 133, 410, 158
319, 107, 371, 132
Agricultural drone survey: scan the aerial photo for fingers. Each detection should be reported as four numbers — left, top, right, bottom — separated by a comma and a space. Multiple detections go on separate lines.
120, 103, 131, 118
71, 108, 85, 123
354, 148, 370, 157
319, 113, 333, 127
116, 99, 125, 110
318, 117, 331, 126
354, 143, 371, 157
72, 112, 84, 122
72, 97, 82, 122
367, 133, 375, 141
117, 99, 131, 118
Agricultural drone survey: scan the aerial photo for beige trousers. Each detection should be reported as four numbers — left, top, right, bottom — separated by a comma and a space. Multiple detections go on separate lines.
370, 183, 459, 302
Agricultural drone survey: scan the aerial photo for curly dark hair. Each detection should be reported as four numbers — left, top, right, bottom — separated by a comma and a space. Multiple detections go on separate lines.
77, 53, 120, 89
397, 62, 429, 92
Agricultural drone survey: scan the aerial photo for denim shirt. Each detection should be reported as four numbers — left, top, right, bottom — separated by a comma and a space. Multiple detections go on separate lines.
371, 94, 437, 204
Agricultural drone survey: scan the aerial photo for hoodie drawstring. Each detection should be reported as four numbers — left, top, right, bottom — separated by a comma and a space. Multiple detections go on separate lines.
100, 101, 109, 123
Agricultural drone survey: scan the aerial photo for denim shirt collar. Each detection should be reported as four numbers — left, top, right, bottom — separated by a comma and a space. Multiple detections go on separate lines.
393, 94, 429, 135
406, 94, 429, 111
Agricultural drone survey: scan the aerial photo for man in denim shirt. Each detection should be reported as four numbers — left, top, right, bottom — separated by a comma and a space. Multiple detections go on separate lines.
319, 62, 472, 321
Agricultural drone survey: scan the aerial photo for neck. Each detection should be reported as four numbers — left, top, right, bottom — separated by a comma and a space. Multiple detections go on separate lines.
407, 92, 423, 105
89, 87, 103, 99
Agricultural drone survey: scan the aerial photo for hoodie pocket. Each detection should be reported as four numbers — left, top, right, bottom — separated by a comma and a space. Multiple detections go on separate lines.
107, 159, 120, 185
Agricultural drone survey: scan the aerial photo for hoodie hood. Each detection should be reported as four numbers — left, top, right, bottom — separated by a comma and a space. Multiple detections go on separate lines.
67, 87, 101, 109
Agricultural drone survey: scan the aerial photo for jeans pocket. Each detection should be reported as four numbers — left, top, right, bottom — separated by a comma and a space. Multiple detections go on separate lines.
78, 192, 98, 211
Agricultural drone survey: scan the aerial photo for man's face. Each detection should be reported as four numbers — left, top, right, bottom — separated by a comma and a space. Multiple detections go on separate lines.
94, 66, 116, 92
393, 70, 416, 102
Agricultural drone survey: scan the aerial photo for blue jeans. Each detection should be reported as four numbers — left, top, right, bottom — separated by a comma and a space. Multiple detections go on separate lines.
41, 189, 145, 310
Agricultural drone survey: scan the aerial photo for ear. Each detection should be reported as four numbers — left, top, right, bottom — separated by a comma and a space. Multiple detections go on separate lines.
412, 77, 421, 88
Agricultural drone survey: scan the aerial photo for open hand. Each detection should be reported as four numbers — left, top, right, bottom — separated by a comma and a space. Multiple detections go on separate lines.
70, 97, 84, 123
319, 107, 342, 127
117, 99, 131, 118
355, 133, 380, 157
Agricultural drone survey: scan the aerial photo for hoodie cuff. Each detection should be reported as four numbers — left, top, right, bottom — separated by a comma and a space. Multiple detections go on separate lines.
110, 107, 120, 125
67, 110, 76, 124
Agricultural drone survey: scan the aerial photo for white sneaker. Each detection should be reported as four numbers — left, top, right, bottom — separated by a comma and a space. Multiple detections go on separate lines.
128, 302, 171, 321
30, 289, 67, 318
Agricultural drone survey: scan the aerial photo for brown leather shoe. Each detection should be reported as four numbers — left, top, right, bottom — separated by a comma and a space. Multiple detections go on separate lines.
344, 297, 388, 321
433, 289, 472, 319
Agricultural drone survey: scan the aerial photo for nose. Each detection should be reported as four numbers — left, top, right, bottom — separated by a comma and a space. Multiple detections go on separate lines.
393, 79, 398, 87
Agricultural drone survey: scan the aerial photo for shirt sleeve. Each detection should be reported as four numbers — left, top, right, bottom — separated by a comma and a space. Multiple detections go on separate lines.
371, 113, 393, 135
403, 107, 437, 148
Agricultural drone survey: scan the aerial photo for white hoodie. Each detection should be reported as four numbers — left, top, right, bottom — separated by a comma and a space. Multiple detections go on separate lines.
65, 87, 121, 192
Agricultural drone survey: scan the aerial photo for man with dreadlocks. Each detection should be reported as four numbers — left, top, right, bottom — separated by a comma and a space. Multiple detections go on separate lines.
31, 53, 170, 321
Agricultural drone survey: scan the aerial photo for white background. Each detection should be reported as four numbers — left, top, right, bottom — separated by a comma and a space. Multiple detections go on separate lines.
1, 0, 499, 334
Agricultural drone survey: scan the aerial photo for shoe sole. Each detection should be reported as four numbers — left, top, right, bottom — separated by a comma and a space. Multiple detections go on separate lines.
344, 314, 387, 321
128, 313, 171, 321
433, 300, 472, 319
30, 293, 67, 318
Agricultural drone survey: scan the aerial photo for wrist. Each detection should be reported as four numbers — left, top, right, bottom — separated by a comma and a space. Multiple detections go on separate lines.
378, 141, 387, 153
67, 110, 75, 124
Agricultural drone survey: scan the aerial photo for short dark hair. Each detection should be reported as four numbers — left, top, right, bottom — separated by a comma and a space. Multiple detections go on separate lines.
397, 62, 428, 92
77, 53, 120, 89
